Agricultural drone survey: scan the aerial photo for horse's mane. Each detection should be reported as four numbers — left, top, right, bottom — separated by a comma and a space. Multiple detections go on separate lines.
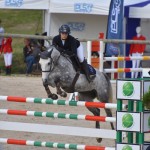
54, 46, 81, 71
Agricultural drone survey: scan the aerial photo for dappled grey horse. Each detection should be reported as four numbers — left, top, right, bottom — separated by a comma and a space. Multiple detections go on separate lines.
39, 46, 114, 143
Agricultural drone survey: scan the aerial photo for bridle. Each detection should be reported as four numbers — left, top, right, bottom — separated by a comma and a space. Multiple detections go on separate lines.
41, 49, 61, 73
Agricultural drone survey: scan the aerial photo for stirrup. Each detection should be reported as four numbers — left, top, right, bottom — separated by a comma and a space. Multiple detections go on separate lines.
90, 74, 96, 80
86, 74, 95, 83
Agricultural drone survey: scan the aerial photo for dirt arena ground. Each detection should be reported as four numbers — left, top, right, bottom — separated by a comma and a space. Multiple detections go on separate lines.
0, 75, 117, 150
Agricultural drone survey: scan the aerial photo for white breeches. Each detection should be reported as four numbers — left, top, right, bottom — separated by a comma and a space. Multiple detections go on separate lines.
4, 53, 13, 66
131, 52, 142, 78
77, 43, 84, 63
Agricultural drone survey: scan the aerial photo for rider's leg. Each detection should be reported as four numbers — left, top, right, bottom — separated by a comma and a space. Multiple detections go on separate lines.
81, 59, 95, 82
77, 43, 95, 82
77, 43, 84, 63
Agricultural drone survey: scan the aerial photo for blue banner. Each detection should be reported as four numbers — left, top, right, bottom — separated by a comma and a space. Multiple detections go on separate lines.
105, 0, 124, 56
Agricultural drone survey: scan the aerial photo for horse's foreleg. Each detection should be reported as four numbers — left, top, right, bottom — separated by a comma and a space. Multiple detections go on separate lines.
105, 108, 115, 130
55, 82, 67, 98
43, 84, 58, 100
86, 107, 102, 143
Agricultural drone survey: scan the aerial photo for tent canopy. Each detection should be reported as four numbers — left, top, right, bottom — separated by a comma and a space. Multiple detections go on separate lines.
0, 0, 149, 17
50, 0, 149, 16
125, 0, 150, 18
50, 0, 110, 15
0, 0, 49, 10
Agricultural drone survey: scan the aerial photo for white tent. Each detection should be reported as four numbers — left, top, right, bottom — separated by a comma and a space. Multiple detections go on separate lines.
0, 0, 147, 11
47, 0, 149, 38
0, 0, 149, 38
127, 4, 150, 18
0, 0, 49, 10
49, 0, 149, 15
50, 0, 110, 15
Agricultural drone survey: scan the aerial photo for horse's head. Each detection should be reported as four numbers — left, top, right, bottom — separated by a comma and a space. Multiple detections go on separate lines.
39, 46, 60, 85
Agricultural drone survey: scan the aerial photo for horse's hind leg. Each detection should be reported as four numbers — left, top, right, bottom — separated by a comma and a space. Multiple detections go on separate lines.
105, 108, 115, 130
86, 107, 100, 128
78, 91, 102, 143
87, 107, 102, 143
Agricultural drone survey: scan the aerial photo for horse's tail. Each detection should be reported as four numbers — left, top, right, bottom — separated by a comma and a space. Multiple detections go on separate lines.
103, 73, 113, 103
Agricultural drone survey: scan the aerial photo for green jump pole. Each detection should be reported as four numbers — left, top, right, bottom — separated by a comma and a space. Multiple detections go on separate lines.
128, 100, 134, 143
116, 99, 122, 143
136, 101, 144, 144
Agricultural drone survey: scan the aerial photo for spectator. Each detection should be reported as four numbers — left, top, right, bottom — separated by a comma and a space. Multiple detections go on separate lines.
35, 32, 47, 48
91, 51, 99, 58
0, 19, 5, 49
0, 37, 13, 75
23, 38, 36, 76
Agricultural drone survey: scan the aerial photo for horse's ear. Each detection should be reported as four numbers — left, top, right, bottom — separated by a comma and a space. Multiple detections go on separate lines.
51, 48, 60, 63
47, 48, 53, 58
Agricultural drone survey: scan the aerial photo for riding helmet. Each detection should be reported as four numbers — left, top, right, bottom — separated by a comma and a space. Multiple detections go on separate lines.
59, 24, 70, 34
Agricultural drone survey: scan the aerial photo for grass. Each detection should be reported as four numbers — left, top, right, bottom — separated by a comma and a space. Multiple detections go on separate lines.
0, 9, 43, 74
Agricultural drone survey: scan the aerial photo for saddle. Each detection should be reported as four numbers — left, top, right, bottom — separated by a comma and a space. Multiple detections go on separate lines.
76, 63, 96, 76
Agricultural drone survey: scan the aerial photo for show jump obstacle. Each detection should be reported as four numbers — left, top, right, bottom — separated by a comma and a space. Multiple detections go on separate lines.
0, 78, 150, 149
116, 77, 150, 150
0, 96, 118, 150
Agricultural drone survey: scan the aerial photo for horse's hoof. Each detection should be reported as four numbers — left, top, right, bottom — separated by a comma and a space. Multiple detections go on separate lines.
48, 94, 58, 100
60, 92, 67, 98
96, 138, 102, 143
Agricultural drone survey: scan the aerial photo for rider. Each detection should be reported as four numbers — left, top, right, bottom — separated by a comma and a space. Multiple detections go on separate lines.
52, 24, 95, 82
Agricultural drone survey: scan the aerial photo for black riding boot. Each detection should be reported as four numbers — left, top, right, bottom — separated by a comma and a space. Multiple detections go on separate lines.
8, 67, 11, 75
81, 59, 95, 83
5, 67, 9, 75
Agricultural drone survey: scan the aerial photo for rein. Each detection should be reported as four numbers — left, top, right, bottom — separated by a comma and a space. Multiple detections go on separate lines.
41, 48, 61, 73
60, 52, 74, 65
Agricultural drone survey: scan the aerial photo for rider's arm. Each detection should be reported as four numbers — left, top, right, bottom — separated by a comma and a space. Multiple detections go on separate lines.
52, 36, 66, 53
52, 36, 59, 47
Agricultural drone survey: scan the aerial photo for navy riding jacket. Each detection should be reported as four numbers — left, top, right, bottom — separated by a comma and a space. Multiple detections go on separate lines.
52, 35, 80, 55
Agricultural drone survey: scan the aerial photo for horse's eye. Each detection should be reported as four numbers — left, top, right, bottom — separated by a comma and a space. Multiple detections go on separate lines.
48, 62, 50, 65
